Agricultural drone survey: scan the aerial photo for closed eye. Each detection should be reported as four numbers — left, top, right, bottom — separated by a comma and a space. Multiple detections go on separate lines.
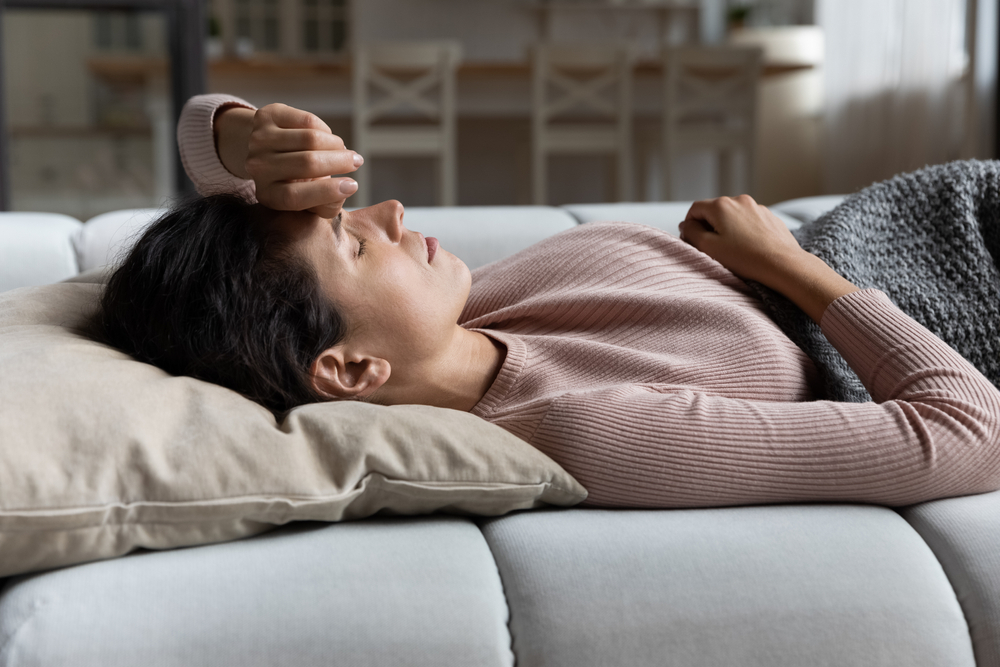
356, 238, 367, 258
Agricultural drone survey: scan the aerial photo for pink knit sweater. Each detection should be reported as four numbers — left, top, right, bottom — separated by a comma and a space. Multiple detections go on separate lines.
179, 94, 1000, 508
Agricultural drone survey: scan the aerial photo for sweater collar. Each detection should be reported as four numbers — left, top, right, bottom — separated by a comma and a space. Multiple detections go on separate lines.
467, 329, 525, 419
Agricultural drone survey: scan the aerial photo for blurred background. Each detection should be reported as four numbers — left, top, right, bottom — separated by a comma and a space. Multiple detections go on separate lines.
0, 0, 996, 221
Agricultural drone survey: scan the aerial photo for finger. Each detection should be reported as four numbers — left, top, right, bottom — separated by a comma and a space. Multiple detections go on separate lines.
684, 198, 724, 227
257, 177, 359, 212
251, 127, 347, 153
307, 202, 343, 220
258, 103, 333, 134
678, 218, 716, 251
247, 149, 362, 182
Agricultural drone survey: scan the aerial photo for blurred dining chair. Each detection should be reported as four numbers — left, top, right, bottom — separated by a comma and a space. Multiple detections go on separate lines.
531, 42, 637, 205
351, 40, 462, 207
661, 45, 763, 200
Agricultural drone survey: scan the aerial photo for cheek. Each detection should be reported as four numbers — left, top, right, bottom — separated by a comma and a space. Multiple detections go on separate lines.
358, 257, 468, 346
369, 263, 442, 330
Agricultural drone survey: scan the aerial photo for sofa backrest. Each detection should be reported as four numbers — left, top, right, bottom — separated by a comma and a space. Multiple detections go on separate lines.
402, 206, 579, 269
0, 197, 848, 292
73, 208, 165, 273
71, 205, 580, 274
563, 200, 820, 235
0, 213, 83, 292
769, 195, 847, 226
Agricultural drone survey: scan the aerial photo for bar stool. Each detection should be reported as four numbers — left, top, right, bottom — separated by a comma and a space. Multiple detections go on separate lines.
531, 42, 637, 205
661, 45, 763, 200
351, 40, 462, 207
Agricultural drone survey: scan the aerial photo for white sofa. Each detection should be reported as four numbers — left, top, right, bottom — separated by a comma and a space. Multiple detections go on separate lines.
2, 197, 1000, 667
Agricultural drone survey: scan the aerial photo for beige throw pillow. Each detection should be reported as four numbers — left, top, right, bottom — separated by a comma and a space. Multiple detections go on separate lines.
0, 282, 586, 577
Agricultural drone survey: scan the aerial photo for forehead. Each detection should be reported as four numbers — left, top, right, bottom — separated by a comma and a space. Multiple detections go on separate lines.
260, 208, 330, 245
253, 208, 342, 288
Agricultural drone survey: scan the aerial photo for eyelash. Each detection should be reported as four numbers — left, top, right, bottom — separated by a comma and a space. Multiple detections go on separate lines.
356, 239, 367, 257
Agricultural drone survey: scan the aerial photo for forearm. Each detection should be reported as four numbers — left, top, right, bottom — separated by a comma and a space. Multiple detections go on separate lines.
214, 105, 255, 180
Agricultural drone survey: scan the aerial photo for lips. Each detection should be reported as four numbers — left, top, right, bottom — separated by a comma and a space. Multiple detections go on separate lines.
426, 237, 439, 263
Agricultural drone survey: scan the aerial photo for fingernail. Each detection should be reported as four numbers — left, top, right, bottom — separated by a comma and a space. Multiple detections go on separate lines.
353, 153, 364, 167
339, 179, 358, 195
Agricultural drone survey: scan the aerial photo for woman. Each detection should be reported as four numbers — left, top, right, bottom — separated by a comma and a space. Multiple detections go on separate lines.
101, 94, 1000, 509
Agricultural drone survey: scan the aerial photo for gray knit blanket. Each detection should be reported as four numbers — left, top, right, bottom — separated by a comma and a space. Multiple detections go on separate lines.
750, 159, 1000, 403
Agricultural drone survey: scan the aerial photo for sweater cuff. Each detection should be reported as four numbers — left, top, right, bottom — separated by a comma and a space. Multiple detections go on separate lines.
177, 94, 257, 199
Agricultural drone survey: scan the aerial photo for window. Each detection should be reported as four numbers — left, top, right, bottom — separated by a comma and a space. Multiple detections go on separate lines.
302, 0, 346, 54
234, 0, 280, 53
94, 9, 144, 51
209, 0, 349, 58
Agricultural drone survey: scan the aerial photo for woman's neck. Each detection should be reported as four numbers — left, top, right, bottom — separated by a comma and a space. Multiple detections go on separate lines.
371, 328, 505, 412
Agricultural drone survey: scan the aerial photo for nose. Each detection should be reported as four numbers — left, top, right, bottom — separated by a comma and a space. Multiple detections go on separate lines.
374, 199, 405, 242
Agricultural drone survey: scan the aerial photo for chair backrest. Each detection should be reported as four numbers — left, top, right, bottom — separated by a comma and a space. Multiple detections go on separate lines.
533, 42, 637, 124
352, 40, 463, 125
663, 45, 763, 129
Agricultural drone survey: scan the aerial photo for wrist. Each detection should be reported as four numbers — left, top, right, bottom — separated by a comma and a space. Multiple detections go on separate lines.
214, 105, 255, 180
767, 251, 860, 324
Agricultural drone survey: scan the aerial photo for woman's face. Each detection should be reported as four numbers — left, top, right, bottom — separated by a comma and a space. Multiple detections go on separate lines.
277, 200, 472, 366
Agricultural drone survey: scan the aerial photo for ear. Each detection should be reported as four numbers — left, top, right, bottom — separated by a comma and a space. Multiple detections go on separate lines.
309, 346, 391, 400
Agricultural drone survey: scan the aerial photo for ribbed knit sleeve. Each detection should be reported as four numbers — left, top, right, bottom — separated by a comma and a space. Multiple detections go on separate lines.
526, 289, 1000, 509
177, 94, 257, 199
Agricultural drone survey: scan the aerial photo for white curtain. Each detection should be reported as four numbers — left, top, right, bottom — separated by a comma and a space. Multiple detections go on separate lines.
818, 0, 972, 194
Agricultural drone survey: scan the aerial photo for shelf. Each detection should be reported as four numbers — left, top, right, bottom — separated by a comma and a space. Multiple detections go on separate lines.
9, 126, 152, 138
522, 0, 698, 10
88, 55, 810, 78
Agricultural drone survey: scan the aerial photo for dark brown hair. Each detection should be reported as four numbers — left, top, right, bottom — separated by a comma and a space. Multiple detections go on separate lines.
99, 193, 347, 414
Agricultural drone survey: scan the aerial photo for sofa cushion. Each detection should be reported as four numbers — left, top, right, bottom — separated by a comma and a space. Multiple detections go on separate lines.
0, 517, 514, 667
0, 282, 585, 577
0, 212, 82, 292
480, 506, 974, 667
562, 201, 805, 235
900, 490, 1000, 667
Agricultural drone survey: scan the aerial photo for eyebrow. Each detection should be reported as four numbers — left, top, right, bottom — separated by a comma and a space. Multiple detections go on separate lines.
331, 211, 343, 244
